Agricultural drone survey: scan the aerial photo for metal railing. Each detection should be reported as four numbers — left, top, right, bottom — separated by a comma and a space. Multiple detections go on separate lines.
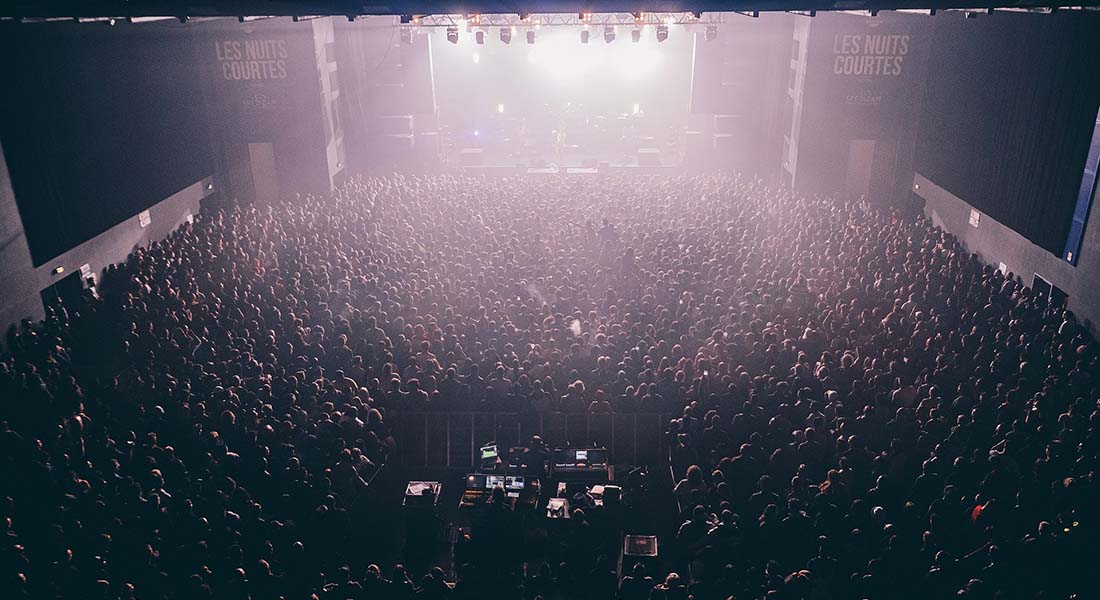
391, 411, 669, 468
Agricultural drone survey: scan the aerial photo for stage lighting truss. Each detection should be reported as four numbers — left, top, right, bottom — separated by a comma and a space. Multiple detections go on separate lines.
413, 12, 722, 30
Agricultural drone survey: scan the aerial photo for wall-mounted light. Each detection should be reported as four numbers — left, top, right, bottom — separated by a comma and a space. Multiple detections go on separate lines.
52, 266, 65, 275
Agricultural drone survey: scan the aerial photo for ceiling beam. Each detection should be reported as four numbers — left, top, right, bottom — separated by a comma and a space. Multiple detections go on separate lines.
1, 0, 1097, 19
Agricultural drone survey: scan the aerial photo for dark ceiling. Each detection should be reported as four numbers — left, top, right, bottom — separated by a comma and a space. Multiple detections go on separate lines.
1, 0, 1097, 19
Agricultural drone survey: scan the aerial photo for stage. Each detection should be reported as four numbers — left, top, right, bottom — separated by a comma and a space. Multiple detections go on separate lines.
443, 146, 684, 174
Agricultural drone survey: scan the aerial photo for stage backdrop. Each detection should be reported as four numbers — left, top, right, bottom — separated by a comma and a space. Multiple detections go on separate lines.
915, 11, 1100, 255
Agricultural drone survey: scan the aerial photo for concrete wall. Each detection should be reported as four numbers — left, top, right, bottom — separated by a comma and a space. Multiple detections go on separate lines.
1, 150, 213, 341
0, 140, 46, 337
35, 177, 214, 293
915, 172, 1100, 333
787, 12, 930, 205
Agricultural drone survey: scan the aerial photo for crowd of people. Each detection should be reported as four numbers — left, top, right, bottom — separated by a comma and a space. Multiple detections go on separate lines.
2, 172, 1097, 599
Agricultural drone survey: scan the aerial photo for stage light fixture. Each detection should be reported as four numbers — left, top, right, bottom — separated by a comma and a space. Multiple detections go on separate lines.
500, 27, 511, 44
604, 25, 615, 43
705, 24, 718, 41
581, 29, 589, 44
656, 24, 668, 42
475, 30, 485, 44
631, 28, 641, 43
527, 30, 535, 44
400, 28, 413, 44
447, 26, 459, 44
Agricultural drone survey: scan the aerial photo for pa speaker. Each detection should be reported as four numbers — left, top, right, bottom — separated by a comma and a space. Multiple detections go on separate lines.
685, 130, 706, 162
370, 83, 408, 115
373, 115, 414, 135
637, 148, 661, 166
713, 133, 735, 152
377, 133, 414, 153
714, 114, 746, 135
415, 131, 440, 166
459, 148, 484, 166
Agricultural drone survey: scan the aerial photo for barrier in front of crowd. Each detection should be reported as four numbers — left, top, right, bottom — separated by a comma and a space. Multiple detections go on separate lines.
391, 411, 670, 469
